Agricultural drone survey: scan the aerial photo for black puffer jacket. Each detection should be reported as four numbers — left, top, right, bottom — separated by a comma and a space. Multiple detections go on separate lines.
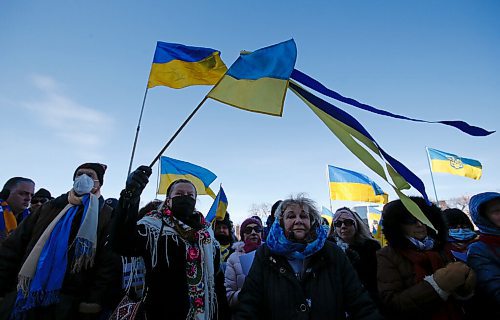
0, 193, 122, 319
234, 241, 383, 320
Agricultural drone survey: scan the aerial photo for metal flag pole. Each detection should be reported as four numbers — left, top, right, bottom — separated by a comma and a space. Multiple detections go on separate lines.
127, 87, 149, 175
148, 96, 208, 169
326, 165, 333, 212
155, 159, 160, 198
425, 146, 440, 204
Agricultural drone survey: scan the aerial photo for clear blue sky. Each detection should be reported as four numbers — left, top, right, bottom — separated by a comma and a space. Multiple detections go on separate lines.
1, 1, 498, 224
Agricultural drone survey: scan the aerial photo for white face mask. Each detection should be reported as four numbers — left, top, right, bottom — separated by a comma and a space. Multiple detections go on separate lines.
73, 174, 95, 195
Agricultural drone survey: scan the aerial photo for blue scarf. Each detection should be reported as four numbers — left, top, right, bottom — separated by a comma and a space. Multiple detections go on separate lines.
266, 219, 328, 260
407, 235, 435, 251
13, 195, 92, 318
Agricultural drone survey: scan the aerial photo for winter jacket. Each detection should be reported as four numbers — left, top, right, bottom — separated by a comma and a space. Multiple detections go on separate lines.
377, 245, 459, 319
466, 192, 500, 318
111, 195, 230, 320
0, 193, 122, 319
328, 236, 381, 306
234, 241, 382, 320
225, 242, 250, 308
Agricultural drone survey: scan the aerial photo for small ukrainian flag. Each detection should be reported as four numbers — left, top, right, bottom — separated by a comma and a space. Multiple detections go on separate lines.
427, 148, 482, 180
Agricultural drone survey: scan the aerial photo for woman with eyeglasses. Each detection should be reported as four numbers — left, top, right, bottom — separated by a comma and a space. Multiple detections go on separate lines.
377, 197, 476, 320
328, 207, 381, 305
224, 217, 263, 310
235, 195, 382, 320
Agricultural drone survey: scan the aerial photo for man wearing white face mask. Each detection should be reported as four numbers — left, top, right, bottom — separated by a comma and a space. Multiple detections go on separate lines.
0, 163, 122, 320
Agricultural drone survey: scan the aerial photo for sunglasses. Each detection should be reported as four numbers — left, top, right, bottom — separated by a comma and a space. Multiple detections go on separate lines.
334, 219, 355, 228
31, 198, 49, 205
243, 226, 262, 234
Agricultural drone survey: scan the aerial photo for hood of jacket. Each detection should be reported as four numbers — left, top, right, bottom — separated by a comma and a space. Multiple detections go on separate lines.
469, 192, 500, 236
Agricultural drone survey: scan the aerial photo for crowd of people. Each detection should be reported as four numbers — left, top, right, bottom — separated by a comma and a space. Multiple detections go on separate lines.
0, 162, 498, 319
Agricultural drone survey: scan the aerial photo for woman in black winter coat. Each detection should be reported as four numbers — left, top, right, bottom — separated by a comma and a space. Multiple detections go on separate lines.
111, 166, 229, 320
328, 207, 381, 305
234, 195, 382, 320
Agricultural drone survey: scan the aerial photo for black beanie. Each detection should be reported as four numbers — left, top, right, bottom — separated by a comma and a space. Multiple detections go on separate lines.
73, 163, 107, 185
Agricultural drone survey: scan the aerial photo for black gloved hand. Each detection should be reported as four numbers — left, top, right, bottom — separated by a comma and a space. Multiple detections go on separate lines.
124, 165, 152, 199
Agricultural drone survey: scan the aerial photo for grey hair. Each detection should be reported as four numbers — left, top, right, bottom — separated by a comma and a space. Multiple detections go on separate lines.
275, 194, 322, 228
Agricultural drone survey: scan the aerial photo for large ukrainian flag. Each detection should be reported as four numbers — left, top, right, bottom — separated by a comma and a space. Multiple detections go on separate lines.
328, 165, 388, 204
157, 156, 217, 198
147, 42, 227, 89
427, 148, 482, 180
207, 39, 297, 116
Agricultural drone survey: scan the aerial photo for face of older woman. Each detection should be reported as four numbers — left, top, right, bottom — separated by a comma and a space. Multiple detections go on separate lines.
243, 223, 262, 243
283, 203, 311, 241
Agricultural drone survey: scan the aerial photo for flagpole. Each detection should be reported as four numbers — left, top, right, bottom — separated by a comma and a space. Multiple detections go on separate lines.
155, 160, 160, 199
326, 166, 333, 212
149, 96, 208, 169
425, 147, 440, 204
128, 87, 149, 175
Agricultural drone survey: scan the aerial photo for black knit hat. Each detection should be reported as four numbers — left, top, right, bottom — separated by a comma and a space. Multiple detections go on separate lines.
73, 163, 107, 185
34, 188, 52, 200
443, 208, 474, 230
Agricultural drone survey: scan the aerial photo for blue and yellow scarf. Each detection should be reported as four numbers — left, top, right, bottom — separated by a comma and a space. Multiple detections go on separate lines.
0, 199, 17, 241
266, 219, 328, 260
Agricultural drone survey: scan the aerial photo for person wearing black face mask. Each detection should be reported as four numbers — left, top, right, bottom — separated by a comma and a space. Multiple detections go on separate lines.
214, 213, 235, 266
111, 166, 230, 320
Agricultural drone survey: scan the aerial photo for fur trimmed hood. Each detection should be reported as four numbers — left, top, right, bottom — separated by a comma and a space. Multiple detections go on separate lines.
382, 197, 447, 249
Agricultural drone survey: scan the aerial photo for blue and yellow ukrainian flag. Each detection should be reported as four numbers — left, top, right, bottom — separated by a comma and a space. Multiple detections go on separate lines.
328, 165, 388, 204
321, 206, 334, 226
157, 156, 217, 198
207, 39, 297, 116
147, 42, 227, 89
206, 186, 228, 223
427, 148, 482, 180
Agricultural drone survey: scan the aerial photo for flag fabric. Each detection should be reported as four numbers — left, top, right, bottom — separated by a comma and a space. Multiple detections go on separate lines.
427, 148, 482, 180
374, 218, 387, 247
328, 165, 388, 204
290, 69, 494, 137
321, 206, 334, 226
206, 186, 228, 223
147, 42, 227, 89
157, 156, 216, 198
207, 39, 297, 116
288, 81, 436, 230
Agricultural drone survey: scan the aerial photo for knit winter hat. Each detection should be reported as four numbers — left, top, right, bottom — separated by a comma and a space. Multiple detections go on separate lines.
33, 188, 52, 200
240, 217, 263, 240
333, 207, 358, 230
73, 163, 107, 185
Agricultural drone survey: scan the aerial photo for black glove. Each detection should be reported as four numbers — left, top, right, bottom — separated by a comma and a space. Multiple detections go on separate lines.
123, 165, 152, 199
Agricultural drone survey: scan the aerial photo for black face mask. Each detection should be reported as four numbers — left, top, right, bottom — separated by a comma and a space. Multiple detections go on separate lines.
170, 195, 199, 227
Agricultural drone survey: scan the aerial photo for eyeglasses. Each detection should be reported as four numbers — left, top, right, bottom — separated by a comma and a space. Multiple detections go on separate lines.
243, 226, 262, 234
31, 198, 49, 205
334, 219, 355, 228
